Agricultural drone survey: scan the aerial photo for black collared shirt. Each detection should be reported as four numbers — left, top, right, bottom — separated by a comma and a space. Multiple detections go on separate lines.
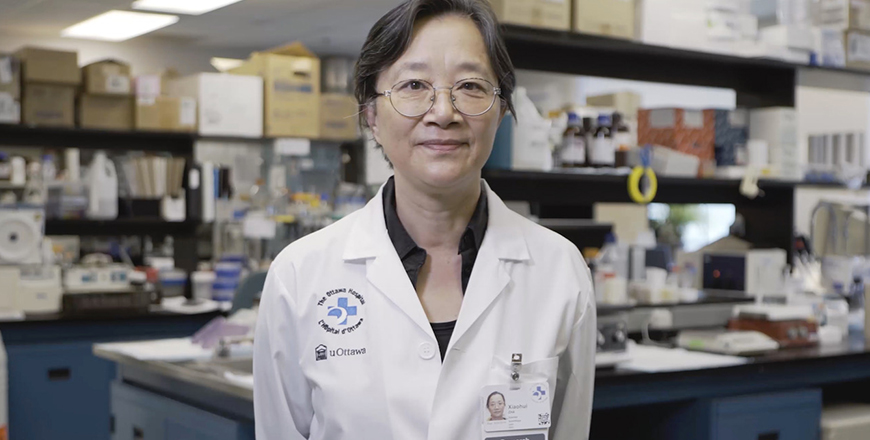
382, 176, 488, 361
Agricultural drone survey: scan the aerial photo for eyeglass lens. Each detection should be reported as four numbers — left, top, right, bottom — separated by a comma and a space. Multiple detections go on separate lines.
389, 79, 497, 117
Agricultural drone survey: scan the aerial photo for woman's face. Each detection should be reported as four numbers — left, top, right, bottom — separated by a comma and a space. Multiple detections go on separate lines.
368, 14, 504, 190
488, 394, 505, 420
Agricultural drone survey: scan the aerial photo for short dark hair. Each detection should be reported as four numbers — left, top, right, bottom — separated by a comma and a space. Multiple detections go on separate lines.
487, 391, 505, 408
354, 0, 516, 129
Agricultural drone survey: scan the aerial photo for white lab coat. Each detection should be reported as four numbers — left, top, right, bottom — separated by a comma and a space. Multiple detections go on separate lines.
254, 180, 596, 440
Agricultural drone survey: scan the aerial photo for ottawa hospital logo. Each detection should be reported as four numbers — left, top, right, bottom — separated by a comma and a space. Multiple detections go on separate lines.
317, 288, 365, 335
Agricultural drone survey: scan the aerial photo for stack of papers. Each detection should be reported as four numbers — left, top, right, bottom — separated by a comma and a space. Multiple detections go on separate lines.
96, 338, 214, 362
618, 344, 748, 373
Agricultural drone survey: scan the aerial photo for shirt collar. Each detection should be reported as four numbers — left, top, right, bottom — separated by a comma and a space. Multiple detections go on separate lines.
382, 176, 488, 258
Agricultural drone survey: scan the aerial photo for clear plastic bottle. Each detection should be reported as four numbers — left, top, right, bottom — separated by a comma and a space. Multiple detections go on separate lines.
593, 233, 628, 305
559, 112, 586, 168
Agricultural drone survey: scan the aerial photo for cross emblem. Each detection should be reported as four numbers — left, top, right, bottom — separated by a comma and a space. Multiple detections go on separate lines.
327, 297, 357, 325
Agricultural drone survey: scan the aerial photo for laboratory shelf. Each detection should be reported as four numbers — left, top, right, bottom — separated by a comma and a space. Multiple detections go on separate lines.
501, 25, 870, 108
44, 218, 198, 237
0, 124, 196, 154
482, 169, 804, 205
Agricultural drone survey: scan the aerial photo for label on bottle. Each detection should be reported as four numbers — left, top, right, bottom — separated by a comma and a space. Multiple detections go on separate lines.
614, 132, 632, 150
560, 134, 586, 165
591, 135, 615, 165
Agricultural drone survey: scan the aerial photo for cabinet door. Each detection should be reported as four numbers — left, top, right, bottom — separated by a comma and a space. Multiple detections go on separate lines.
112, 382, 254, 440
8, 342, 115, 440
712, 389, 822, 440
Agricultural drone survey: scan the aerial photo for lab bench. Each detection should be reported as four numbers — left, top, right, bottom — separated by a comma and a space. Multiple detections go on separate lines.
1, 311, 221, 440
97, 332, 870, 440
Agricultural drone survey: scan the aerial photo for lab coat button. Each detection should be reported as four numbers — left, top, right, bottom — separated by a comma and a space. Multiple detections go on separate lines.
418, 342, 436, 360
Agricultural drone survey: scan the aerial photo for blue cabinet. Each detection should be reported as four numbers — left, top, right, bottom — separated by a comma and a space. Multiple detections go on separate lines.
1, 313, 219, 440
7, 342, 115, 440
711, 390, 822, 440
111, 382, 254, 440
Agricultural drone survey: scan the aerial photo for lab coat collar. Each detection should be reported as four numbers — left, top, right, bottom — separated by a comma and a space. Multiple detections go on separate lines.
342, 179, 530, 263
342, 179, 530, 340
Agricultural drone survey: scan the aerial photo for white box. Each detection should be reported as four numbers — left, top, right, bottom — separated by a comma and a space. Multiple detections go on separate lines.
750, 107, 801, 179
640, 0, 708, 50
760, 24, 817, 51
167, 73, 263, 138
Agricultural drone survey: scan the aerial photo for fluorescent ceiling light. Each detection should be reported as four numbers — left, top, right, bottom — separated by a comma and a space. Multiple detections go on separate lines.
61, 10, 179, 42
132, 0, 243, 15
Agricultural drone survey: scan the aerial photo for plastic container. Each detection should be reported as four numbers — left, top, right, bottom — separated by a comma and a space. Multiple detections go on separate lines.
213, 280, 238, 302
593, 233, 629, 305
159, 269, 187, 298
192, 271, 216, 301
86, 151, 118, 220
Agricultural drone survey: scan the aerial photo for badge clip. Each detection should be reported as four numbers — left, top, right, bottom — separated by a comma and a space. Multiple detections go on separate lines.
510, 353, 522, 389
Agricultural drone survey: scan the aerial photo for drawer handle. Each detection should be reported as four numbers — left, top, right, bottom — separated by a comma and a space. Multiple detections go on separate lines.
758, 432, 779, 440
133, 426, 144, 440
48, 368, 70, 381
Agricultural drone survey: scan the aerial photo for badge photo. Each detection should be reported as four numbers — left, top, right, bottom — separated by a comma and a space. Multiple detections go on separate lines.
480, 383, 552, 436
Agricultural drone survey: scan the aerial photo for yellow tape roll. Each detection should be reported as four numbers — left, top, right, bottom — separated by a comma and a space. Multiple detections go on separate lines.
627, 166, 658, 204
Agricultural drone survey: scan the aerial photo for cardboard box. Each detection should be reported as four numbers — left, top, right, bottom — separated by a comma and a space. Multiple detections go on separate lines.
638, 108, 715, 161
83, 60, 132, 95
0, 55, 21, 100
320, 93, 359, 140
586, 92, 641, 119
135, 96, 197, 132
490, 0, 571, 31
230, 42, 320, 138
574, 0, 635, 39
78, 94, 134, 131
15, 47, 79, 85
816, 0, 870, 31
22, 84, 75, 127
166, 73, 263, 138
706, 109, 748, 166
845, 29, 870, 70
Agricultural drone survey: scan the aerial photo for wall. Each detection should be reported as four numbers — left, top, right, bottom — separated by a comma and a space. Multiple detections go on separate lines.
0, 31, 249, 75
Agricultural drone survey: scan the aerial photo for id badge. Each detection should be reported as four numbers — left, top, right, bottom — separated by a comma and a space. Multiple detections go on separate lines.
480, 383, 551, 440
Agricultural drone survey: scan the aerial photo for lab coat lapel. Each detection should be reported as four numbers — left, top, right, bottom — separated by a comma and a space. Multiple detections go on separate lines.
448, 183, 530, 352
343, 182, 435, 338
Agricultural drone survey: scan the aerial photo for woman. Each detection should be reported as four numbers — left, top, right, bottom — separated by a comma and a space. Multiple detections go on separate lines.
253, 0, 596, 439
486, 392, 506, 422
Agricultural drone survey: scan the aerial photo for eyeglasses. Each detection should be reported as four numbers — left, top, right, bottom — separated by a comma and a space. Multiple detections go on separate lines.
376, 78, 501, 117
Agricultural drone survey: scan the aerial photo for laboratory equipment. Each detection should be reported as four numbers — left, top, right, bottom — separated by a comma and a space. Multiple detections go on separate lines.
729, 304, 819, 348
677, 329, 779, 355
17, 265, 62, 314
703, 248, 787, 296
595, 308, 632, 368
0, 206, 44, 265
63, 263, 132, 294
